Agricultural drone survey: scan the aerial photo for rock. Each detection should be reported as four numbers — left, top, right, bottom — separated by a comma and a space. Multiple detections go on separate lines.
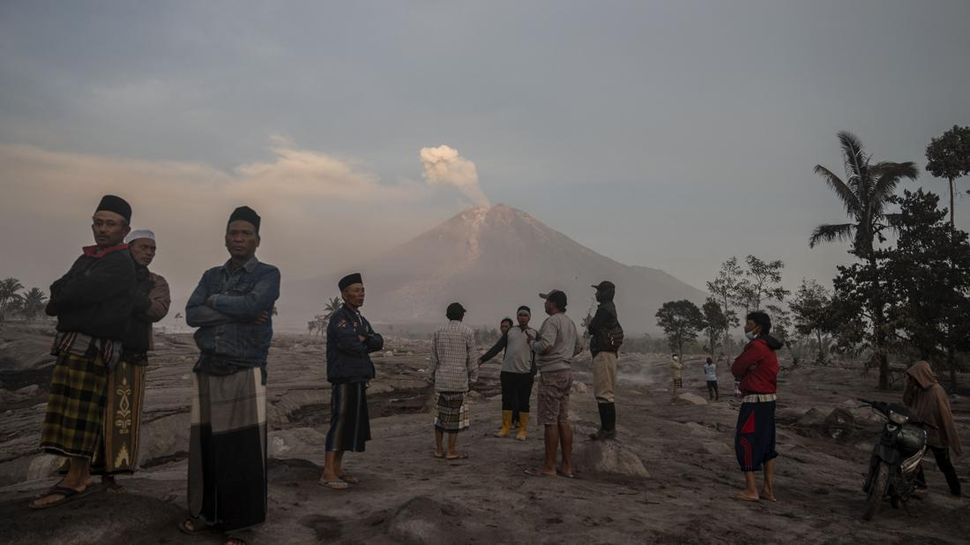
574, 440, 650, 478
385, 496, 469, 544
466, 390, 482, 401
26, 454, 61, 481
385, 351, 395, 357
674, 392, 708, 406
822, 408, 856, 440
15, 384, 39, 396
797, 407, 826, 428
137, 412, 190, 466
572, 381, 588, 394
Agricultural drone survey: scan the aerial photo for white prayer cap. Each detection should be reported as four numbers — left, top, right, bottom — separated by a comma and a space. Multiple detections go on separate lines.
125, 229, 156, 244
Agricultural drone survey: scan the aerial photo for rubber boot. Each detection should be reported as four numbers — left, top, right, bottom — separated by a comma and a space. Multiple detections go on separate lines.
590, 403, 609, 440
515, 413, 529, 441
495, 410, 513, 438
603, 402, 616, 439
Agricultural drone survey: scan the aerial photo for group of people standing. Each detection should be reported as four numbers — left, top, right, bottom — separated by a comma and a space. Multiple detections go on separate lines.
23, 195, 962, 545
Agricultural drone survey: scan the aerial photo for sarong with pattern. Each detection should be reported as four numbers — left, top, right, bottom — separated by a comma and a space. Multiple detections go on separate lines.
40, 352, 109, 459
91, 361, 146, 474
433, 392, 469, 433
188, 368, 267, 531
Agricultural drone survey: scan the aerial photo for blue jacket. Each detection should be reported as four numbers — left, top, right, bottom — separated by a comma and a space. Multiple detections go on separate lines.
326, 304, 383, 383
186, 257, 281, 368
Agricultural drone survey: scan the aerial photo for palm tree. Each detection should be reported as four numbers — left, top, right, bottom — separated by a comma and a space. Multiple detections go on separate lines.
21, 288, 47, 321
810, 131, 918, 389
0, 277, 25, 321
323, 296, 343, 322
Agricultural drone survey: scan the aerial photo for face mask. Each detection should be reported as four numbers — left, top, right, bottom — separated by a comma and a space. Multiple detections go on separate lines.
744, 330, 757, 341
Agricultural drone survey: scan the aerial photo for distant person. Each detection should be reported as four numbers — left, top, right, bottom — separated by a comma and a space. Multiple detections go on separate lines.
429, 303, 478, 459
31, 195, 136, 510
670, 353, 684, 399
479, 307, 537, 440
528, 290, 582, 478
587, 280, 623, 441
321, 273, 384, 489
731, 311, 782, 503
93, 229, 171, 489
904, 361, 962, 497
703, 357, 719, 401
180, 206, 280, 545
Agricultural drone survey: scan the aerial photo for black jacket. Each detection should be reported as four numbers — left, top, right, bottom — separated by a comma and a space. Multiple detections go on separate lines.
326, 305, 384, 383
46, 245, 136, 340
122, 264, 154, 361
588, 298, 621, 356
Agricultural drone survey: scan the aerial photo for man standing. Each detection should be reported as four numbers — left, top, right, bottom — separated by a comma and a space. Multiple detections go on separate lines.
180, 206, 280, 545
732, 311, 782, 502
670, 353, 684, 399
429, 303, 478, 459
479, 307, 537, 440
529, 290, 582, 478
587, 281, 622, 441
30, 195, 136, 509
321, 273, 383, 489
95, 229, 170, 487
704, 357, 719, 401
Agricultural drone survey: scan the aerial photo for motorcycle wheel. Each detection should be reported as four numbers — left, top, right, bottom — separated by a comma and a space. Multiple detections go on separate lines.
862, 462, 890, 521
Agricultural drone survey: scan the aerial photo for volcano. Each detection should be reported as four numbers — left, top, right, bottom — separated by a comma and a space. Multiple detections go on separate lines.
284, 204, 706, 334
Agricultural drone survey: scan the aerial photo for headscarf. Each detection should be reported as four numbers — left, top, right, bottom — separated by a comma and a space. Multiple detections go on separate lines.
904, 361, 961, 455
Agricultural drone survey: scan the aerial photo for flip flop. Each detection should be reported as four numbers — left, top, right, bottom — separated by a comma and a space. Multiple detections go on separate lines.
556, 469, 576, 479
178, 518, 211, 536
445, 453, 469, 460
28, 483, 100, 510
524, 468, 556, 478
319, 479, 349, 490
339, 475, 360, 484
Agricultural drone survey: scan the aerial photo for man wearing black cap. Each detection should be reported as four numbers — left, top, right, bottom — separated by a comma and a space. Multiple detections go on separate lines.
429, 302, 478, 459
322, 272, 383, 489
588, 281, 623, 441
31, 195, 136, 509
529, 290, 583, 478
181, 206, 280, 542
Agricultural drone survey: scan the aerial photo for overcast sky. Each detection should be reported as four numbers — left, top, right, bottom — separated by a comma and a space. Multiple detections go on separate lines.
2, 0, 969, 308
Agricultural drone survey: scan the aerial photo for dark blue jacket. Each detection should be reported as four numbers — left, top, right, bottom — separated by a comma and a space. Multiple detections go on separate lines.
326, 304, 383, 383
186, 257, 280, 368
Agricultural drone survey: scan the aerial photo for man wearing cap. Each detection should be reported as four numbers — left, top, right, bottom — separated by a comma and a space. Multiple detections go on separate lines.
429, 302, 478, 459
529, 290, 583, 478
93, 229, 171, 487
31, 195, 136, 509
479, 306, 537, 440
588, 281, 622, 441
322, 273, 384, 489
180, 206, 280, 544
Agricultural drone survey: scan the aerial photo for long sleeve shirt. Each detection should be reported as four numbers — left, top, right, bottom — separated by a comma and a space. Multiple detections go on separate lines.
531, 312, 582, 373
480, 325, 536, 374
429, 320, 478, 392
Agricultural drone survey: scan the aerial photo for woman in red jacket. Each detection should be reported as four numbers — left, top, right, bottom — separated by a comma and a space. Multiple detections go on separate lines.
732, 311, 783, 502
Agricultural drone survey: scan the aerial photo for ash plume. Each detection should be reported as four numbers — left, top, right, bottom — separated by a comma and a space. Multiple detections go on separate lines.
419, 145, 489, 207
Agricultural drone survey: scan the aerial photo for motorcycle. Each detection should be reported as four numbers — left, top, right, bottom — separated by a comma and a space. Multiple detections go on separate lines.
858, 399, 928, 521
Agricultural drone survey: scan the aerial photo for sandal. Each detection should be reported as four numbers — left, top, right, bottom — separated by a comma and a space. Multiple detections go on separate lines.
319, 479, 349, 490
339, 475, 359, 484
29, 483, 100, 510
445, 453, 469, 460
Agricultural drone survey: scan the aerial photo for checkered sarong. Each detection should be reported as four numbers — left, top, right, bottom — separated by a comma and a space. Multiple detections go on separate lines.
433, 392, 469, 433
41, 352, 109, 459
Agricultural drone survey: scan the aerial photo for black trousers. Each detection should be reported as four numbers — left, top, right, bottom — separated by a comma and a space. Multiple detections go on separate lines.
500, 371, 534, 417
916, 445, 961, 496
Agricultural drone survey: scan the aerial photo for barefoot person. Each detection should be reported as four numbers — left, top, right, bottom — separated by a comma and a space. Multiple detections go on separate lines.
731, 311, 782, 502
529, 290, 582, 477
429, 302, 478, 459
30, 195, 136, 509
181, 206, 281, 545
479, 307, 537, 440
587, 281, 622, 441
321, 273, 384, 489
93, 229, 170, 490
904, 360, 962, 497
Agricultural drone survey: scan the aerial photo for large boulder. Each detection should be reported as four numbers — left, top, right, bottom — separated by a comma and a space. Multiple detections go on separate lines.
674, 392, 708, 406
137, 412, 190, 467
574, 440, 650, 478
385, 496, 470, 545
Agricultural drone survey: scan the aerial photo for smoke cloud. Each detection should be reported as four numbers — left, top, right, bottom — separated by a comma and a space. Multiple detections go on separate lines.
419, 145, 489, 207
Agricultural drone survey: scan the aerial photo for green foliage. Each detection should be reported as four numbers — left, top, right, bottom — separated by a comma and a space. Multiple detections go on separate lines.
701, 298, 728, 357
735, 255, 789, 313
706, 257, 743, 329
790, 279, 836, 364
655, 299, 707, 357
0, 277, 25, 321
926, 125, 970, 182
21, 287, 47, 321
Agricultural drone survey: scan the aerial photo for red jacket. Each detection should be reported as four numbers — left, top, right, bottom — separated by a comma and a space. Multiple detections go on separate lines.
731, 336, 781, 395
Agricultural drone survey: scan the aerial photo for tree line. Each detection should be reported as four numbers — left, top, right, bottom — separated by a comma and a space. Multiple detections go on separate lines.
655, 125, 970, 391
0, 278, 48, 322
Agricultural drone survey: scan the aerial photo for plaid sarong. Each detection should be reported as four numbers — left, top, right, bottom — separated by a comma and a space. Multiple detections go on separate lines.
325, 382, 371, 453
92, 361, 147, 474
433, 392, 469, 433
41, 351, 109, 459
188, 368, 267, 531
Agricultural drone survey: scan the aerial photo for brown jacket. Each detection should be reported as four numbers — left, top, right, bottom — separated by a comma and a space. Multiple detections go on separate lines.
146, 272, 171, 350
903, 361, 961, 455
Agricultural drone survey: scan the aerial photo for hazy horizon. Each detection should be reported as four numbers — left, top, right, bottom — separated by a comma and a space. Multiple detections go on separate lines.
2, 1, 969, 324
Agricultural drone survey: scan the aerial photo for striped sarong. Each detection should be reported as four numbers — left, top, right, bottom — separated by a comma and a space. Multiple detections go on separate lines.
433, 392, 469, 433
41, 352, 109, 459
188, 368, 267, 532
325, 382, 371, 453
92, 361, 147, 474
